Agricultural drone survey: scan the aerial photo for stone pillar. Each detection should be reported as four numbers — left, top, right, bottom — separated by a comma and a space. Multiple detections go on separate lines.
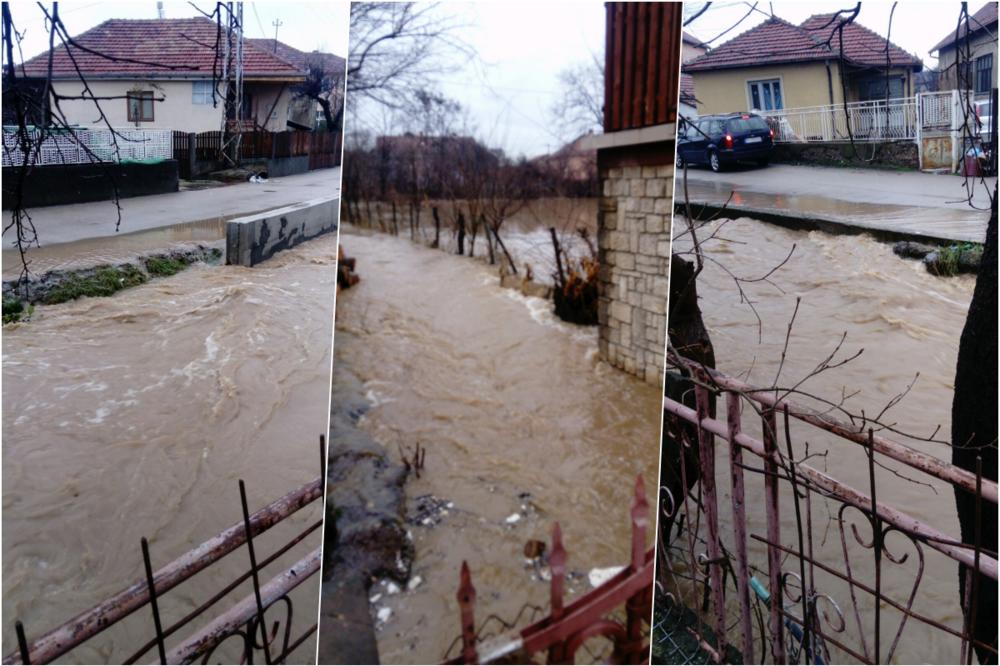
597, 158, 673, 387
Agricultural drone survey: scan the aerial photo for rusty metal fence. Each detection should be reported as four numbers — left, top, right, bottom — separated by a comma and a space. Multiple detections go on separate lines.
657, 353, 997, 664
3, 437, 327, 665
445, 474, 654, 664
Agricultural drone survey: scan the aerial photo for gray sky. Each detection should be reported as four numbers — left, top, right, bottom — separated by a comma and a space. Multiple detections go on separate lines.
351, 1, 606, 159
9, 1, 349, 64
683, 1, 986, 69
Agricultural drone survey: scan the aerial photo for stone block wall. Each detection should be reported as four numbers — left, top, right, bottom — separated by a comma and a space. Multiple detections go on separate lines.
597, 163, 672, 386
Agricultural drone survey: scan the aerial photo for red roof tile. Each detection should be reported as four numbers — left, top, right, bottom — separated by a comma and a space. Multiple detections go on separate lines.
930, 2, 998, 53
21, 18, 305, 80
246, 39, 345, 77
683, 17, 832, 72
799, 13, 922, 68
680, 73, 696, 105
684, 14, 921, 73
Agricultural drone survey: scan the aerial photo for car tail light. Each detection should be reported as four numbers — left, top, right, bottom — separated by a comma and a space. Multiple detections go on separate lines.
724, 134, 733, 149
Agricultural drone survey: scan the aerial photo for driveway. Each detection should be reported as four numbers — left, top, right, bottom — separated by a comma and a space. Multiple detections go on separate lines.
679, 164, 994, 243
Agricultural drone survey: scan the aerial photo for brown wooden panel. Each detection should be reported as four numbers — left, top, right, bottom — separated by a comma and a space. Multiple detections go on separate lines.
622, 3, 635, 130
604, 2, 681, 132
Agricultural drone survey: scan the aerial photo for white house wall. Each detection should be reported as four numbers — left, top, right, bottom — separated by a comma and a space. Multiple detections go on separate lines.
51, 79, 225, 132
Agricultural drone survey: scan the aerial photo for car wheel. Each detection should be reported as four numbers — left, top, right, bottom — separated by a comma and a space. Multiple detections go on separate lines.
675, 153, 684, 168
709, 150, 721, 173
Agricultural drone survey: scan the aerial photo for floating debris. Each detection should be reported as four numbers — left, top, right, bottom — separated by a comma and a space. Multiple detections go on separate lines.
588, 565, 625, 588
409, 494, 452, 527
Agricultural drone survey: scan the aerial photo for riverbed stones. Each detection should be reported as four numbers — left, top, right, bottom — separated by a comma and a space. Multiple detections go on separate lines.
597, 165, 671, 386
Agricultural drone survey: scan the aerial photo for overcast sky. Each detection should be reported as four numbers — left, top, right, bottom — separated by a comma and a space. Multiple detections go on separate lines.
683, 1, 987, 69
350, 1, 606, 159
8, 1, 350, 63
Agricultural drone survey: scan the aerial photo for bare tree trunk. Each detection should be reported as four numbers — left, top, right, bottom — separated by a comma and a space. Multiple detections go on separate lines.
365, 199, 373, 228
952, 191, 998, 665
490, 224, 517, 274
456, 212, 466, 255
550, 227, 565, 287
391, 200, 398, 235
481, 214, 495, 265
468, 205, 478, 257
431, 206, 441, 249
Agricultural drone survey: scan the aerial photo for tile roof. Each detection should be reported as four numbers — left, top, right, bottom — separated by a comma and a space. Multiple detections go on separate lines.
799, 13, 922, 68
930, 2, 998, 53
683, 17, 833, 72
246, 39, 345, 77
21, 18, 305, 80
680, 73, 697, 105
684, 14, 921, 72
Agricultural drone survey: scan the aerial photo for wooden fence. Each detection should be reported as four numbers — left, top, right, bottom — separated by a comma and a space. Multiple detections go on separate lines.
173, 129, 342, 177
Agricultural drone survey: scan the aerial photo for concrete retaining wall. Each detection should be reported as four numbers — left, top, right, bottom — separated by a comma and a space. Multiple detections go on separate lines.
2, 160, 179, 209
226, 196, 339, 266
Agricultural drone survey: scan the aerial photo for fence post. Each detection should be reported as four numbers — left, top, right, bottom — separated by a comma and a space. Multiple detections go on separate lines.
694, 375, 727, 659
625, 474, 649, 664
547, 523, 567, 664
726, 390, 755, 663
187, 133, 197, 178
761, 406, 785, 663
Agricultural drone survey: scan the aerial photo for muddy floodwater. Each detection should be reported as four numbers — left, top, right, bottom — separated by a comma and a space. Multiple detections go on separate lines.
332, 222, 660, 664
359, 197, 600, 287
671, 216, 978, 664
2, 235, 337, 663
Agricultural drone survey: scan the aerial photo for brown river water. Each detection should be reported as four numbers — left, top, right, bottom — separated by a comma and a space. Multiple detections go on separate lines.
2, 235, 337, 663
332, 219, 660, 664
358, 197, 600, 287
670, 216, 979, 664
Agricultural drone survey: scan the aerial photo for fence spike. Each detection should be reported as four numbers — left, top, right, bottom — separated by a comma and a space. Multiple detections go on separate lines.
457, 561, 478, 664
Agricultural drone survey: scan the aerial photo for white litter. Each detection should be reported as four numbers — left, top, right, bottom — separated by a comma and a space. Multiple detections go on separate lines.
408, 575, 423, 591
588, 565, 625, 588
505, 513, 521, 524
369, 592, 382, 604
376, 607, 392, 623
385, 581, 401, 595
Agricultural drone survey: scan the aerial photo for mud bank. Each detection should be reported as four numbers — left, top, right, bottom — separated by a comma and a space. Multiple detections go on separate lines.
2, 242, 223, 308
320, 346, 412, 664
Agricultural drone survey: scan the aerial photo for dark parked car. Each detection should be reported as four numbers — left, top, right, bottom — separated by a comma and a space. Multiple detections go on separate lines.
676, 112, 774, 172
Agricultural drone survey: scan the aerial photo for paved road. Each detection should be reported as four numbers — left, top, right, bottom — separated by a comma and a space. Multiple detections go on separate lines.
2, 167, 340, 248
680, 164, 995, 243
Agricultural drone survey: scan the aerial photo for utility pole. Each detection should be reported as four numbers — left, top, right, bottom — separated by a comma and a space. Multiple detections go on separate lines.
271, 18, 282, 53
220, 2, 244, 166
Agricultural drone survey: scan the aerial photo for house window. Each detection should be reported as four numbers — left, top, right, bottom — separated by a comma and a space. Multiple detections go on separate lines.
192, 81, 214, 105
127, 91, 154, 122
975, 54, 993, 94
748, 79, 782, 111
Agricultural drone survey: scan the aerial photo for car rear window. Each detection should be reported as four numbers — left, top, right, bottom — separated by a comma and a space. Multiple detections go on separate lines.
726, 116, 768, 133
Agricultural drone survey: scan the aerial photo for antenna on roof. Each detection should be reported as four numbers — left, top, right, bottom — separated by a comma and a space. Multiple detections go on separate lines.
272, 19, 283, 53
156, 1, 164, 19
